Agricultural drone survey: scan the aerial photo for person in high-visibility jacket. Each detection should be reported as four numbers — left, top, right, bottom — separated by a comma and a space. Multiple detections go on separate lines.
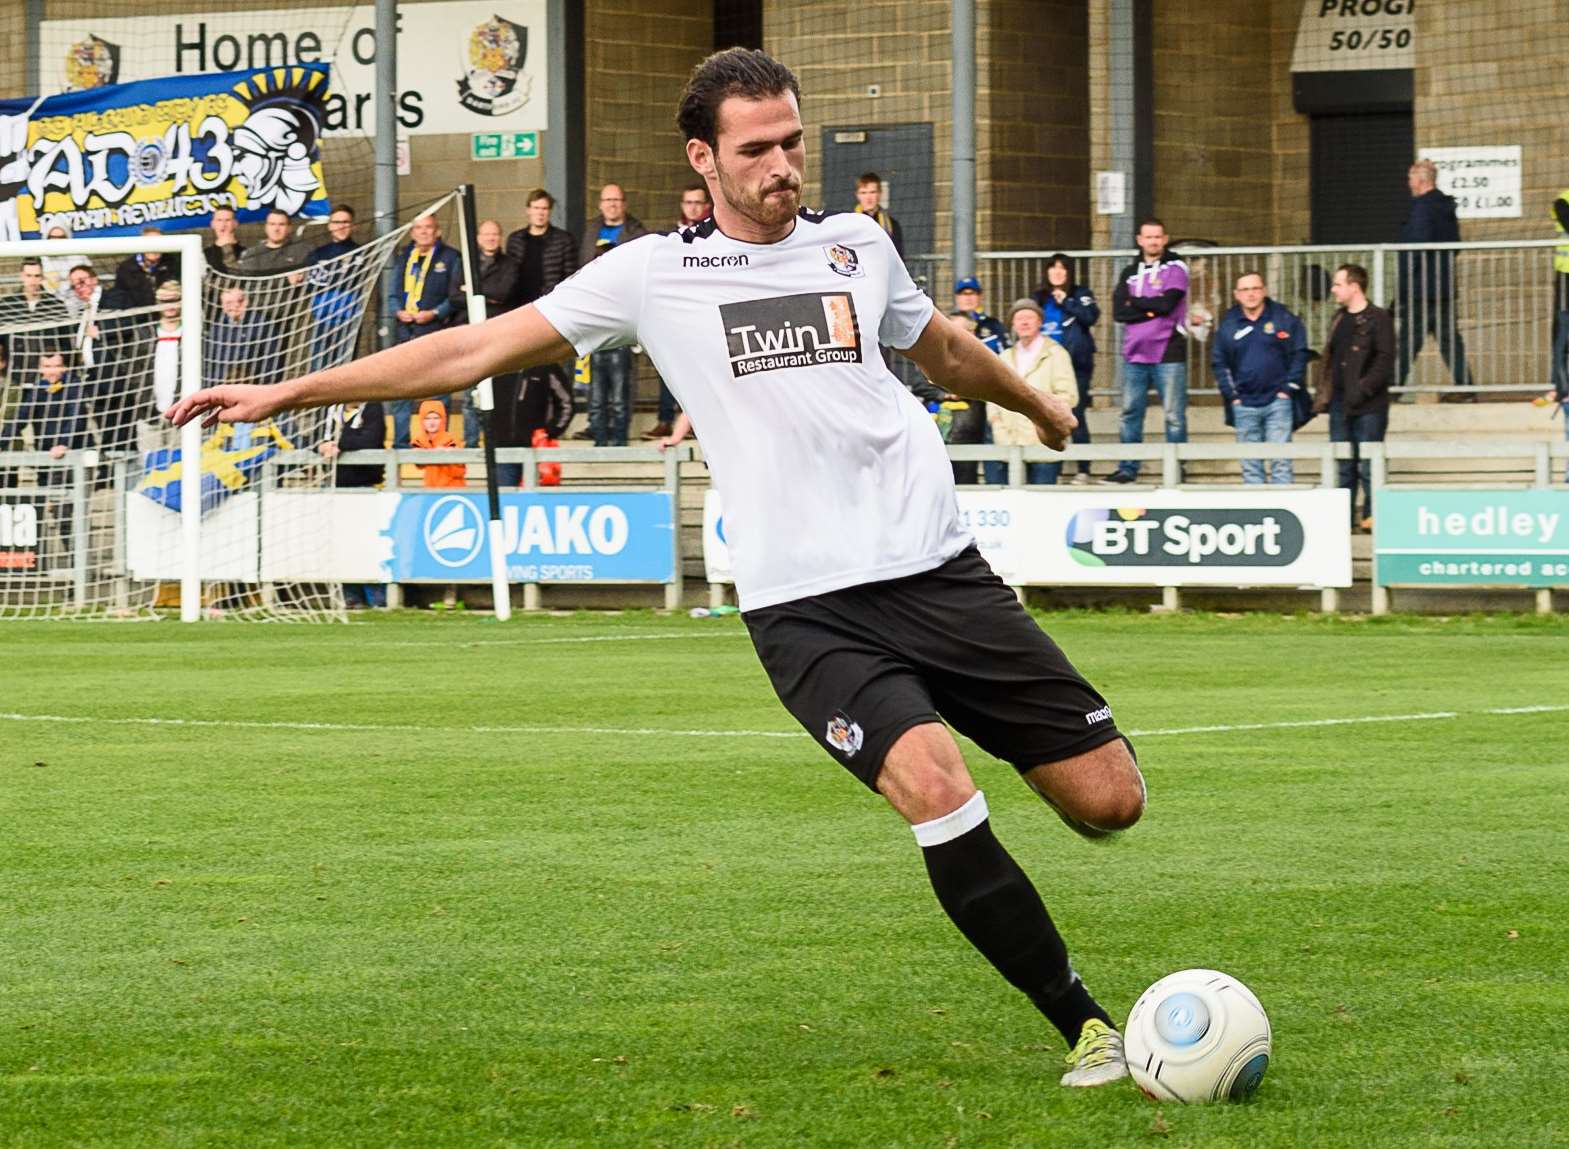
1551, 190, 1569, 398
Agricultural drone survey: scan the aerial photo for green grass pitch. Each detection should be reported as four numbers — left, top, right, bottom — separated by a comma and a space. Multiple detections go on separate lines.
2, 610, 1566, 1148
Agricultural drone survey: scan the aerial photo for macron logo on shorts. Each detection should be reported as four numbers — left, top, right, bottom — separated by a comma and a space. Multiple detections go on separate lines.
1084, 705, 1112, 726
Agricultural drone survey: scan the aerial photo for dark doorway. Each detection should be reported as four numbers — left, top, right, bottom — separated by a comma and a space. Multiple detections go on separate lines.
1310, 111, 1414, 244
820, 122, 935, 258
714, 0, 763, 50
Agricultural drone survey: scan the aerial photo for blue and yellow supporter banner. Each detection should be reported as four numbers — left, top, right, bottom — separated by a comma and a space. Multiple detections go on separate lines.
0, 64, 331, 240
136, 421, 294, 514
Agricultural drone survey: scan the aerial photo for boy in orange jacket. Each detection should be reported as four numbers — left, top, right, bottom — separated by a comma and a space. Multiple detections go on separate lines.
410, 399, 466, 488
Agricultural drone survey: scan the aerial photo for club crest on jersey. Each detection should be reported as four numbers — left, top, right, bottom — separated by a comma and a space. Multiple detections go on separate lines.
718, 292, 863, 377
826, 711, 864, 757
823, 243, 863, 278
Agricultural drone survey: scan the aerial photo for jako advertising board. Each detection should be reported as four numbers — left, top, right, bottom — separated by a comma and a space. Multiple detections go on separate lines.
1375, 489, 1569, 588
706, 489, 1352, 588
39, 3, 548, 138
126, 489, 676, 583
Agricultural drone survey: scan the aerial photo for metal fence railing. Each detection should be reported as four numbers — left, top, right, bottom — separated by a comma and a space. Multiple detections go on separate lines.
908, 239, 1566, 400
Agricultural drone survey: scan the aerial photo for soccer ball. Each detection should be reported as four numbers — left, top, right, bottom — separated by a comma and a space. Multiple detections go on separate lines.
1124, 969, 1271, 1104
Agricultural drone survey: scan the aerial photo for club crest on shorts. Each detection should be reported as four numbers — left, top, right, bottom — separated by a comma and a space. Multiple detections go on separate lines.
823, 244, 863, 278
825, 711, 864, 756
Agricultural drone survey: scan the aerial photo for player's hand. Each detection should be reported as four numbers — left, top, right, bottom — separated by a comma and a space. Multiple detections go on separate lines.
165, 384, 283, 429
656, 435, 683, 451
1032, 394, 1077, 451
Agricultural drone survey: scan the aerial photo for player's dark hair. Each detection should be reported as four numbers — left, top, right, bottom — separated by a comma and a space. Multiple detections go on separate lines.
1337, 263, 1369, 292
526, 187, 554, 208
856, 172, 881, 188
677, 48, 801, 148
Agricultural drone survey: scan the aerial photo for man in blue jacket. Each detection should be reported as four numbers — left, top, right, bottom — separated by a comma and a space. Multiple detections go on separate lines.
1211, 272, 1308, 484
389, 213, 465, 447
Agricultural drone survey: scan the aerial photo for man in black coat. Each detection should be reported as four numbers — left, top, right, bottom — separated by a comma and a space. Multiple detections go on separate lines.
66, 263, 153, 458
1316, 264, 1395, 530
576, 184, 649, 445
504, 188, 578, 307
1397, 159, 1472, 394
0, 256, 71, 383
112, 226, 179, 307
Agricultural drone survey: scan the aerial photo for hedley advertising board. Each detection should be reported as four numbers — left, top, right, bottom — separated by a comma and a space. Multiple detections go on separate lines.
386, 491, 674, 583
1375, 489, 1569, 588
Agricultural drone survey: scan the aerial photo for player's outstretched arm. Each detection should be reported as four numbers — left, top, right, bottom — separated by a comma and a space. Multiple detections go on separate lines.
165, 305, 576, 428
902, 311, 1077, 449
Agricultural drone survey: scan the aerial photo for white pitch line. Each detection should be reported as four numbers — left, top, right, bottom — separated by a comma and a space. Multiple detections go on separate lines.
2, 705, 1565, 743
384, 631, 749, 649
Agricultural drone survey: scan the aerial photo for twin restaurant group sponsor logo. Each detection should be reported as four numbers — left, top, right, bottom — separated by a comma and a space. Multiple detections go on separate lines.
718, 291, 863, 377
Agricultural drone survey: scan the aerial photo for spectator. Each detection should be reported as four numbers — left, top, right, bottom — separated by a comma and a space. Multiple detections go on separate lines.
675, 182, 713, 230
1, 349, 88, 469
1548, 370, 1569, 484
204, 205, 247, 272
307, 204, 359, 266
319, 400, 389, 608
577, 184, 648, 445
1551, 189, 1568, 400
389, 213, 464, 448
504, 188, 579, 307
1397, 158, 1472, 397
41, 225, 79, 308
942, 312, 991, 485
1314, 263, 1394, 531
304, 204, 363, 372
469, 219, 520, 317
410, 399, 465, 488
853, 172, 903, 259
954, 275, 1008, 484
953, 276, 1007, 351
147, 280, 184, 447
466, 217, 527, 486
1032, 254, 1098, 484
238, 209, 308, 276
206, 285, 282, 387
1212, 271, 1309, 485
112, 226, 178, 307
641, 185, 714, 441
995, 298, 1077, 485
67, 262, 149, 457
0, 256, 71, 381
1106, 217, 1189, 485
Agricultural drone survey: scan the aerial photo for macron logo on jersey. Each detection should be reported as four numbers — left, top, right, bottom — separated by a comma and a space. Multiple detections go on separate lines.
719, 291, 863, 377
683, 253, 750, 268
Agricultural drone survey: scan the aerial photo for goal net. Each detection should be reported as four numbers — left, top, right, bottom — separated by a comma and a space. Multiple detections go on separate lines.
0, 205, 442, 621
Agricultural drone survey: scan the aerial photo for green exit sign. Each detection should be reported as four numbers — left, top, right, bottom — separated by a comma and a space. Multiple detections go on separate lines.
472, 132, 539, 161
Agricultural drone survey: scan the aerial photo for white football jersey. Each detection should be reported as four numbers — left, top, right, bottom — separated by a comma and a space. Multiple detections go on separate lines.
535, 209, 970, 611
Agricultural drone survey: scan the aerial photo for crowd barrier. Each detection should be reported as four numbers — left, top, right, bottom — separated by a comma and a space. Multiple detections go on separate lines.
908, 239, 1566, 400
2, 441, 1565, 616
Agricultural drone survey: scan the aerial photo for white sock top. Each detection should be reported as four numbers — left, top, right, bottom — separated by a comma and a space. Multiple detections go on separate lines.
911, 790, 989, 848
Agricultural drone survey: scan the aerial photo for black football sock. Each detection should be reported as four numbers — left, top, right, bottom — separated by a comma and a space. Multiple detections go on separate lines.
915, 791, 1114, 1048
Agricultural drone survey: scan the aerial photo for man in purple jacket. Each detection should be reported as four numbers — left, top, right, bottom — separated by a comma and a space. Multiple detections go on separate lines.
1105, 218, 1188, 484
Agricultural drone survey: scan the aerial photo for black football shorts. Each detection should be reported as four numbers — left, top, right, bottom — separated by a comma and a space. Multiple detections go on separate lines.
743, 545, 1124, 790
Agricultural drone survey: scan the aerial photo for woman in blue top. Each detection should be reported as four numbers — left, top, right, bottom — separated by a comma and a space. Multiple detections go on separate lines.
1032, 254, 1098, 482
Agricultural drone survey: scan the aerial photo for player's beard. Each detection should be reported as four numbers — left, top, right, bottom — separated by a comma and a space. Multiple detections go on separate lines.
714, 158, 800, 232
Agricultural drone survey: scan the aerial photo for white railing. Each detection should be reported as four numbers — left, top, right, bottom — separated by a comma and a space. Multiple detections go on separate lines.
907, 238, 1566, 398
